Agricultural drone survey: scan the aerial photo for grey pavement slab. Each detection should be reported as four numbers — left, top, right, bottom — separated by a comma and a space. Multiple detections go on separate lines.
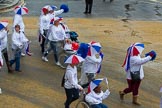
1, 0, 162, 21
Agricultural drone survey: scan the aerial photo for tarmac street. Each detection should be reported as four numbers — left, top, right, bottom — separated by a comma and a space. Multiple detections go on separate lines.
1, 0, 162, 20
0, 0, 162, 108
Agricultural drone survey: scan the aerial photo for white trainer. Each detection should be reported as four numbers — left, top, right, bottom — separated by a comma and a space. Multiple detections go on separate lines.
56, 62, 61, 66
59, 64, 66, 69
42, 56, 48, 62
21, 53, 26, 57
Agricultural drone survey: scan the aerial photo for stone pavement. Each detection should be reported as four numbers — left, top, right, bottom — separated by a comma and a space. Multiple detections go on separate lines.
1, 0, 162, 21
0, 0, 162, 108
0, 17, 161, 108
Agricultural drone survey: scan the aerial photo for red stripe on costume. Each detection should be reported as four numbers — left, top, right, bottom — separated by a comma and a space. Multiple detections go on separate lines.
23, 8, 29, 14
122, 52, 128, 67
14, 6, 20, 10
132, 47, 139, 56
90, 41, 96, 45
87, 48, 91, 56
72, 56, 79, 64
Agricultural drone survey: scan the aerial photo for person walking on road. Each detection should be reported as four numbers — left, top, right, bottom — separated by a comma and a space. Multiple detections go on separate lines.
42, 17, 67, 66
119, 42, 156, 105
39, 7, 50, 54
84, 0, 93, 14
0, 21, 14, 73
63, 55, 84, 108
79, 42, 102, 88
13, 5, 31, 57
10, 25, 28, 72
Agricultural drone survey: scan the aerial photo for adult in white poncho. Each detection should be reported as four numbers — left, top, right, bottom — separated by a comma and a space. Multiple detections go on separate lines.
0, 21, 13, 73
119, 42, 156, 105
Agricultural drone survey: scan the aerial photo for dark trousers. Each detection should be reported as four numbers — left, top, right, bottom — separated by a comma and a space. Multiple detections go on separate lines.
85, 0, 93, 13
10, 49, 21, 71
64, 88, 79, 108
123, 79, 141, 96
40, 29, 48, 53
2, 49, 9, 63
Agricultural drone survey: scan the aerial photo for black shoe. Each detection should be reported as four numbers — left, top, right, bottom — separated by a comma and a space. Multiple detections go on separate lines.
15, 70, 22, 72
88, 12, 91, 14
8, 69, 14, 74
84, 12, 88, 14
110, 0, 114, 3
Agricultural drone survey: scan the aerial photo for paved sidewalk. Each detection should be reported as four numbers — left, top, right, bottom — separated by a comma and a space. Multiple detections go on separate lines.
1, 0, 162, 21
0, 17, 161, 108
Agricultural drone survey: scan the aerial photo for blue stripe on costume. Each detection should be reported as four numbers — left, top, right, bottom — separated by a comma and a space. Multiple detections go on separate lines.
92, 79, 102, 86
0, 24, 4, 30
17, 9, 21, 15
136, 43, 144, 48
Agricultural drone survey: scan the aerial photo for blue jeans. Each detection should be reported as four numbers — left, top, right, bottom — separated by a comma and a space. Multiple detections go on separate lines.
44, 41, 63, 63
91, 103, 108, 108
10, 49, 21, 71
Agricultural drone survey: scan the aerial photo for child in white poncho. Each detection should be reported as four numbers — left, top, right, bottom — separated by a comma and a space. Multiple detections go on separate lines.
10, 25, 27, 72
85, 83, 110, 108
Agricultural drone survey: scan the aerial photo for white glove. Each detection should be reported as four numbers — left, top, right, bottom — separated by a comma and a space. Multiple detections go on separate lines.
105, 89, 110, 96
40, 30, 44, 35
19, 44, 23, 49
78, 85, 83, 91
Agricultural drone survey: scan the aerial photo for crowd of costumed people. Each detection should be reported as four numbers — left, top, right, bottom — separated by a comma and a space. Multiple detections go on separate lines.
0, 2, 158, 108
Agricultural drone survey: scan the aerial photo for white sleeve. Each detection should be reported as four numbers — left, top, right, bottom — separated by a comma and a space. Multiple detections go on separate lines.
13, 15, 19, 27
20, 20, 25, 32
131, 56, 151, 65
64, 43, 72, 50
0, 30, 7, 40
19, 16, 25, 32
60, 26, 67, 39
21, 32, 29, 42
13, 15, 25, 32
102, 89, 110, 100
39, 16, 44, 35
85, 93, 98, 104
66, 70, 82, 89
12, 33, 22, 47
86, 55, 102, 63
54, 9, 64, 16
51, 26, 57, 40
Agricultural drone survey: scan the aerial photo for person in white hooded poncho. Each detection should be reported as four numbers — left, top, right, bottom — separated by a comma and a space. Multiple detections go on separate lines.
13, 8, 31, 56
119, 42, 156, 105
0, 21, 14, 73
10, 25, 28, 72
80, 42, 102, 88
85, 80, 110, 108
42, 5, 64, 54
39, 7, 50, 53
